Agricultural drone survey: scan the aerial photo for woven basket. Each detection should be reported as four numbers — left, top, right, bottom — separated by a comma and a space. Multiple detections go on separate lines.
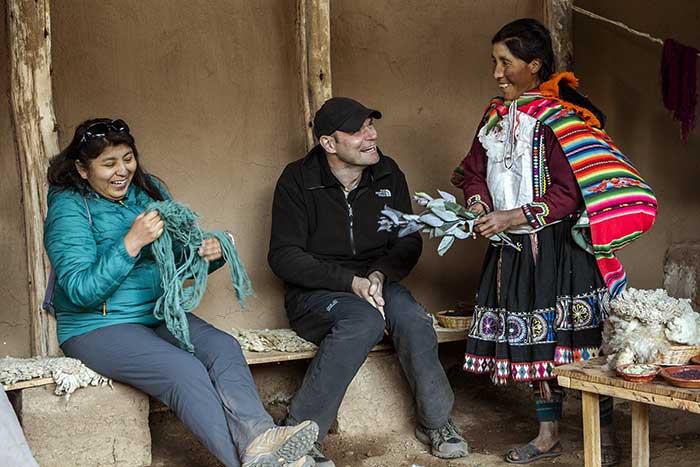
654, 345, 700, 366
435, 310, 472, 330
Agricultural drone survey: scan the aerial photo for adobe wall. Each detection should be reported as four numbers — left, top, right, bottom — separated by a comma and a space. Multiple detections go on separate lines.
49, 0, 304, 333
331, 0, 542, 310
575, 0, 700, 289
4, 1, 696, 357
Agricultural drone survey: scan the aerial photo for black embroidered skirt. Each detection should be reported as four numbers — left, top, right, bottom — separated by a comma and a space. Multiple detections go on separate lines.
464, 219, 609, 384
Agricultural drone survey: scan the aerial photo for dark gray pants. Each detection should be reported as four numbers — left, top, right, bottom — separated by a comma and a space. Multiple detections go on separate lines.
61, 314, 274, 467
287, 282, 454, 440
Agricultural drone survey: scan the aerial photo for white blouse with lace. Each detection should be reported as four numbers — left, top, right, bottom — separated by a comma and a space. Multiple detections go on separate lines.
478, 104, 541, 234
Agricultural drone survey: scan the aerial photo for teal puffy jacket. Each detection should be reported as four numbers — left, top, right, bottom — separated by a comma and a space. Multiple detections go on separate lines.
45, 182, 168, 344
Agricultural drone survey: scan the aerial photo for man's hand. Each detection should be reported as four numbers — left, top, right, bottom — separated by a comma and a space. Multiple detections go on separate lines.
352, 273, 385, 319
474, 208, 527, 239
367, 270, 385, 308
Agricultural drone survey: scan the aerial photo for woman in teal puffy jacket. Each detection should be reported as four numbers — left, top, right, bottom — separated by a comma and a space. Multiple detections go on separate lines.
44, 118, 316, 467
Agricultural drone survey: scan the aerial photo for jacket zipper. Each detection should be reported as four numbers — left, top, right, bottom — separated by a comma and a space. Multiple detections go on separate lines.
346, 198, 357, 256
104, 199, 126, 315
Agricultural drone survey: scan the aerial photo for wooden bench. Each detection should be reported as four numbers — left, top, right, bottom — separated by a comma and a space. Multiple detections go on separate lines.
244, 327, 467, 436
4, 327, 467, 466
242, 327, 468, 365
554, 356, 700, 467
3, 328, 467, 391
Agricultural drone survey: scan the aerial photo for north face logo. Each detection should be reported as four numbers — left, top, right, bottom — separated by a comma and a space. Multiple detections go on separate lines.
376, 189, 391, 198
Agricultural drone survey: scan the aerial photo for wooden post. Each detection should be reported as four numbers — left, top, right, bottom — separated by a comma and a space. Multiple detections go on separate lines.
544, 0, 573, 72
297, 0, 332, 150
8, 0, 60, 356
581, 391, 602, 467
631, 402, 650, 467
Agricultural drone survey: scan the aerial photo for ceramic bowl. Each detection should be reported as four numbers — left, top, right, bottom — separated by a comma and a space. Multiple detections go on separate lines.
615, 363, 661, 383
660, 365, 700, 388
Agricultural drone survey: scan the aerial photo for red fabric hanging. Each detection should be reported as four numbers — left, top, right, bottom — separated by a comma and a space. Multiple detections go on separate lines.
661, 39, 698, 142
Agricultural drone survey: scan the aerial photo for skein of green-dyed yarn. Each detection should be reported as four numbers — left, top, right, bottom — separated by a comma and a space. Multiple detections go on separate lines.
148, 200, 253, 352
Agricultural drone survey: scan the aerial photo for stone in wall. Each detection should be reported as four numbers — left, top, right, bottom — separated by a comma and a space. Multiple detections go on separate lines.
335, 350, 415, 436
12, 382, 150, 467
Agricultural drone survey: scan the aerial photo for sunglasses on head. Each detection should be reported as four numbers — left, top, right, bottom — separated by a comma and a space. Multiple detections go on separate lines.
79, 119, 130, 145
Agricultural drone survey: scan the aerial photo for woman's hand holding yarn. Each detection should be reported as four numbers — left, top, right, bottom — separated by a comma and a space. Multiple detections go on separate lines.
198, 237, 223, 262
124, 210, 165, 257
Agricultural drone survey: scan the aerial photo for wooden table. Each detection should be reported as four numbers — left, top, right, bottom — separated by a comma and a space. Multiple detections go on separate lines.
554, 357, 700, 467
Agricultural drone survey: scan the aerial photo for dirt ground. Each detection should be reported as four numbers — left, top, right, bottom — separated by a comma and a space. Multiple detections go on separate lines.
151, 365, 700, 467
320, 369, 700, 467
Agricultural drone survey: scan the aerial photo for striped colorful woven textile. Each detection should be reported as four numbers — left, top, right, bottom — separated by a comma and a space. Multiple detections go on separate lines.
476, 75, 657, 296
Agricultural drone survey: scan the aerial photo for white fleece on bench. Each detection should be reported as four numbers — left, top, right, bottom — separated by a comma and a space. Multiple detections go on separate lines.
0, 357, 110, 398
230, 328, 317, 353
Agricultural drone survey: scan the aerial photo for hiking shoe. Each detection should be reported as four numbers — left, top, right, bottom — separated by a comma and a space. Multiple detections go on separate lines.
415, 418, 469, 459
307, 443, 335, 467
286, 456, 315, 467
241, 420, 319, 467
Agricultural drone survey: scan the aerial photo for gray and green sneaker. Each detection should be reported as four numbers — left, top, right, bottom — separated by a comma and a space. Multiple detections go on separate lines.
241, 420, 319, 467
308, 443, 335, 467
287, 456, 315, 467
415, 418, 468, 459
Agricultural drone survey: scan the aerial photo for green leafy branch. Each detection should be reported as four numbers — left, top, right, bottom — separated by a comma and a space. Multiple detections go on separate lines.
378, 190, 522, 256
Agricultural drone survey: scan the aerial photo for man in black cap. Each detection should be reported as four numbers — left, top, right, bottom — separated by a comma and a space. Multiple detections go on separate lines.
268, 97, 468, 466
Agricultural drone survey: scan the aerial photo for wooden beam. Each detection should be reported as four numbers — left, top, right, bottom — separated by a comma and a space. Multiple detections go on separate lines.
563, 378, 700, 414
544, 0, 573, 72
297, 0, 332, 150
555, 357, 700, 406
8, 0, 60, 356
3, 377, 54, 392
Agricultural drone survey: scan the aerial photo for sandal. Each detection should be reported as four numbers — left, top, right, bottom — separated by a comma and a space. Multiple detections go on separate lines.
505, 441, 562, 464
601, 443, 619, 466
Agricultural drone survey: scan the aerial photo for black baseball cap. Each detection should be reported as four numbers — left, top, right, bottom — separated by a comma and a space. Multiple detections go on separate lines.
313, 97, 382, 139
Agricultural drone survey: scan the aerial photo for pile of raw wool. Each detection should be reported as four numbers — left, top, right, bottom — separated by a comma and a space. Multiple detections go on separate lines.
603, 288, 700, 368
0, 356, 110, 398
230, 328, 317, 353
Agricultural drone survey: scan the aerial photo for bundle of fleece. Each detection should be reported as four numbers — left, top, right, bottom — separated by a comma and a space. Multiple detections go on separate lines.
604, 288, 700, 368
230, 329, 317, 353
0, 357, 110, 398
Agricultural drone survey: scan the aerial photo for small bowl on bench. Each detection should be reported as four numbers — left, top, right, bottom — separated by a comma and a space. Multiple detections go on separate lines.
615, 363, 661, 383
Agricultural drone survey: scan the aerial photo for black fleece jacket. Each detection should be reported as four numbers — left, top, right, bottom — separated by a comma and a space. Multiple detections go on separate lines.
268, 145, 422, 309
